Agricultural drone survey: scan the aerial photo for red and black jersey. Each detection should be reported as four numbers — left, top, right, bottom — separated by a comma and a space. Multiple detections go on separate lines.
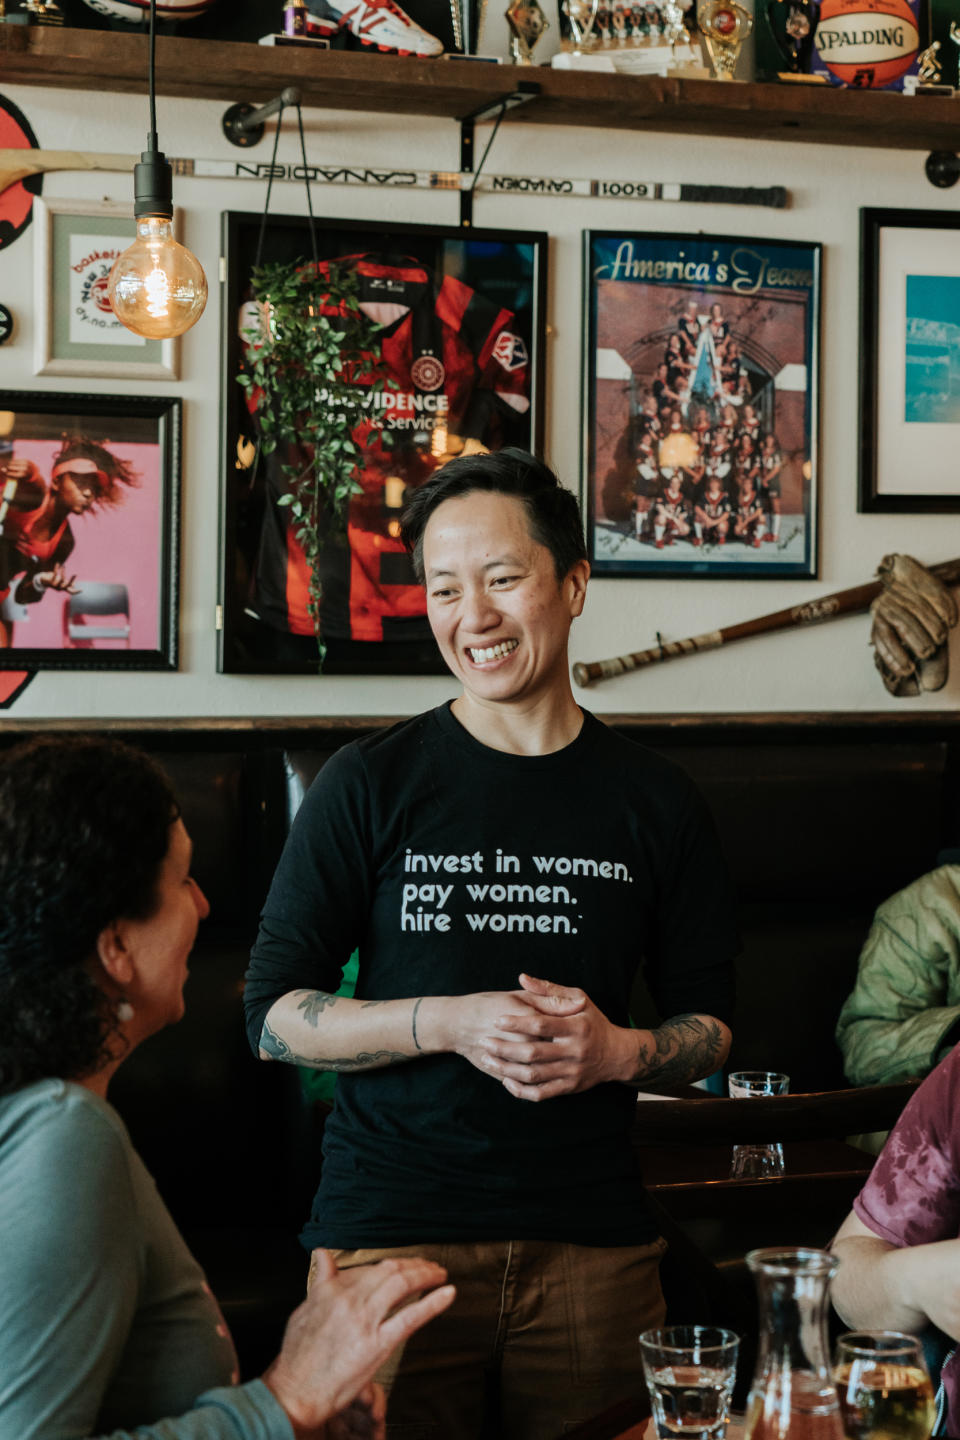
698, 488, 732, 521
0, 470, 73, 604
659, 488, 691, 522
246, 253, 531, 643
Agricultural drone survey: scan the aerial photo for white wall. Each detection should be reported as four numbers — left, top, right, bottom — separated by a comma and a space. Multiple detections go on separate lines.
1, 77, 958, 719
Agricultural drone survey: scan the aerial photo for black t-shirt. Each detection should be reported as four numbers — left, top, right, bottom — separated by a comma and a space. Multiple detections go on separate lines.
244, 704, 738, 1249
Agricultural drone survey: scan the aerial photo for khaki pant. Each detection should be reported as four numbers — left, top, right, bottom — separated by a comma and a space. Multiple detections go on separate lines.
309, 1236, 667, 1440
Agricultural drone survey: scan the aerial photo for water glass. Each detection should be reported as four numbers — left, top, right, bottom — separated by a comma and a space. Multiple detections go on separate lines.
728, 1070, 789, 1180
833, 1331, 936, 1440
639, 1324, 740, 1440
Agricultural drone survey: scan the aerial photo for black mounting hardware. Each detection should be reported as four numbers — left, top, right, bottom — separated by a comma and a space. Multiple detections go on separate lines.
457, 82, 540, 227
925, 151, 960, 188
222, 87, 303, 148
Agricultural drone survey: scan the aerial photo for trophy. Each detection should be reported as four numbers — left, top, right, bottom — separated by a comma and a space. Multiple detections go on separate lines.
505, 0, 550, 61
697, 0, 752, 76
902, 38, 955, 95
661, 0, 689, 49
764, 0, 819, 75
20, 0, 64, 19
562, 0, 599, 51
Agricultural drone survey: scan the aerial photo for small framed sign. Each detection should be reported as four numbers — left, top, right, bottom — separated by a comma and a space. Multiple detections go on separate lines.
33, 198, 179, 381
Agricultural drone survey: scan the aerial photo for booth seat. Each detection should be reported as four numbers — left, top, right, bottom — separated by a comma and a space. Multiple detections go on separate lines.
0, 712, 955, 1374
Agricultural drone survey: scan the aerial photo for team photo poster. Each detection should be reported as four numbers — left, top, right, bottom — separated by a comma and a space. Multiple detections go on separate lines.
584, 231, 821, 578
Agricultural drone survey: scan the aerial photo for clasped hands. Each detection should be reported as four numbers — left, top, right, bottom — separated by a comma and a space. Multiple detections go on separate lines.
456, 973, 636, 1101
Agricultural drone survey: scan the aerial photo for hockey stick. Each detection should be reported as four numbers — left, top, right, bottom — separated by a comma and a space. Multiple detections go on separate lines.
0, 148, 788, 209
572, 557, 960, 687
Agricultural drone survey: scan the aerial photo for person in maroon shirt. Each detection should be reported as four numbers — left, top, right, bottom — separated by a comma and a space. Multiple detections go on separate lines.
832, 1046, 960, 1433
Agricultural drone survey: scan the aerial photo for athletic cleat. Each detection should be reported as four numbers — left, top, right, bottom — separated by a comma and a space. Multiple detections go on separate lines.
752, 537, 762, 547
310, 0, 444, 54
691, 537, 702, 547
655, 539, 665, 549
762, 532, 776, 542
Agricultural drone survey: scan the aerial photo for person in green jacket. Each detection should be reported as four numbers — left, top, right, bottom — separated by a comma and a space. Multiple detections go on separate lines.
836, 860, 960, 1087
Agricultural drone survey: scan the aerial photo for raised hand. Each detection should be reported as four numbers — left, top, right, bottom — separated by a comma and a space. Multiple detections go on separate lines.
262, 1249, 455, 1440
33, 563, 80, 595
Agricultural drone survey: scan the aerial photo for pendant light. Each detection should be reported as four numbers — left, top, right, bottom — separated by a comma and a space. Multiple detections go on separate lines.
107, 0, 207, 339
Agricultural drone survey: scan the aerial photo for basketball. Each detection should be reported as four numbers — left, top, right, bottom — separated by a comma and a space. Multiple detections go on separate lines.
813, 0, 919, 87
80, 0, 219, 21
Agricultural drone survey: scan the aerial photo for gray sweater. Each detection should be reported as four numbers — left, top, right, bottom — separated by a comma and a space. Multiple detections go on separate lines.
0, 1079, 292, 1440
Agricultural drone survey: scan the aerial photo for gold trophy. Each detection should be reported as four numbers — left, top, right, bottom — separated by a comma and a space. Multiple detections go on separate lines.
697, 0, 752, 77
505, 0, 550, 61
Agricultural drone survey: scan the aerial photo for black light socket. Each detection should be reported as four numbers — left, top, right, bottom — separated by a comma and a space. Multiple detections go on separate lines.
133, 137, 174, 218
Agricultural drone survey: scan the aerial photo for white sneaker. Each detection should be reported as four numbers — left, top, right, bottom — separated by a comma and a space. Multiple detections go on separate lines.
311, 0, 444, 53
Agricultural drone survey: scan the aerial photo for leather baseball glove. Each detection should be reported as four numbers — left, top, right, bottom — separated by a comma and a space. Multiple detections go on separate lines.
870, 554, 958, 696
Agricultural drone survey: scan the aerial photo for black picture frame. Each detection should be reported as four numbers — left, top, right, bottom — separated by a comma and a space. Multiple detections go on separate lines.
218, 211, 547, 676
584, 230, 821, 579
0, 390, 180, 670
859, 207, 960, 514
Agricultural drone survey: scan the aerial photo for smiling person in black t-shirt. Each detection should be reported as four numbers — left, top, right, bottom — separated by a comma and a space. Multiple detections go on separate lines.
244, 449, 738, 1440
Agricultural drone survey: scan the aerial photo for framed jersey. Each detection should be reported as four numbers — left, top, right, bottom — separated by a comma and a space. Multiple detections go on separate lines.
583, 229, 821, 579
218, 211, 547, 675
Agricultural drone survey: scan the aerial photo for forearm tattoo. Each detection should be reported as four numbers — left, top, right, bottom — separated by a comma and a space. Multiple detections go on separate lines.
297, 1049, 411, 1072
632, 1014, 725, 1087
260, 1020, 294, 1061
295, 990, 338, 1025
411, 996, 424, 1052
258, 987, 419, 1072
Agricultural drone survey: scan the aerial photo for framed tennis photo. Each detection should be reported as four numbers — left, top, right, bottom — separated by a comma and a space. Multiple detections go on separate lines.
583, 230, 821, 578
33, 198, 179, 381
219, 211, 547, 676
860, 207, 960, 513
0, 391, 180, 670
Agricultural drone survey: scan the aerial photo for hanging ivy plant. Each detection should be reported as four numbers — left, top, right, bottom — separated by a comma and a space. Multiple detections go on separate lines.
237, 258, 392, 666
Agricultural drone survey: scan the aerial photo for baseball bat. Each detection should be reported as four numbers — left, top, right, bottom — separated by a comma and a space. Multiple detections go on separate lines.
0, 148, 788, 209
572, 557, 960, 688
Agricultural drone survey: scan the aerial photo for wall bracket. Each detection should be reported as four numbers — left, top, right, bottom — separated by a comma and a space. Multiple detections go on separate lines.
457, 81, 540, 226
925, 150, 960, 188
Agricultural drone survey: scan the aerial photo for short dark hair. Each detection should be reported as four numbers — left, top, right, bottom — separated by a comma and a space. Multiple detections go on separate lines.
0, 736, 180, 1095
400, 448, 587, 586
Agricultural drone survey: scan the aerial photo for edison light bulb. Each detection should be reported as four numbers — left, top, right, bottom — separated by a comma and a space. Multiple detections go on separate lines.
108, 215, 207, 340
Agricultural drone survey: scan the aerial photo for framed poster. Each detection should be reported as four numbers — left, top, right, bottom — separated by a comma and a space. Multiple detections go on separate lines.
219, 211, 546, 676
584, 230, 821, 578
33, 198, 179, 380
0, 391, 180, 670
860, 207, 960, 513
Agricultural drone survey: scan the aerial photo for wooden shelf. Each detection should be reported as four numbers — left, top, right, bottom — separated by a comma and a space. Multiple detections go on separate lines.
3, 25, 960, 150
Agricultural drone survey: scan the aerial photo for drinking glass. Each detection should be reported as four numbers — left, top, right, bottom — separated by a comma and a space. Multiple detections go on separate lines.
833, 1331, 936, 1440
728, 1069, 789, 1179
639, 1325, 740, 1440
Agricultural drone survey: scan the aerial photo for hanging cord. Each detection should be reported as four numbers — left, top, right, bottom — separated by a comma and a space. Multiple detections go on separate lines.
470, 100, 507, 193
148, 0, 158, 147
254, 108, 285, 272
253, 99, 319, 272
295, 102, 320, 269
